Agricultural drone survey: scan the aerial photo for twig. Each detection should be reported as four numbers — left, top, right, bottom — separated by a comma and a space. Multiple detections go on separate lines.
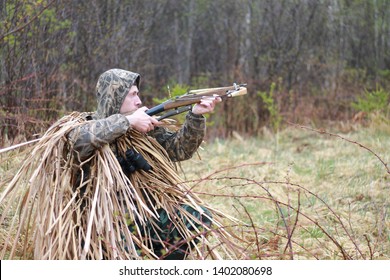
283, 190, 301, 258
233, 200, 262, 259
364, 234, 374, 260
0, 139, 40, 154
0, 0, 56, 41
288, 122, 390, 174
193, 176, 353, 259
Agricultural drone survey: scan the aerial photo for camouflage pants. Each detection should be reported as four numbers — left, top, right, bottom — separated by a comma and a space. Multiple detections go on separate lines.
131, 205, 212, 260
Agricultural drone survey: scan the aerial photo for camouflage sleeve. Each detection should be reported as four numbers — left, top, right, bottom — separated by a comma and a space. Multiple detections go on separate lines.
68, 114, 130, 160
150, 111, 206, 162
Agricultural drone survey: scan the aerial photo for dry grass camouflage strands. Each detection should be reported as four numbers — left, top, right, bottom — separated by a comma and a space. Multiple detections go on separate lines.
0, 112, 247, 260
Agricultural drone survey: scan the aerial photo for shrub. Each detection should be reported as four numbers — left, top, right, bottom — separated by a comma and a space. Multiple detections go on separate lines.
351, 87, 390, 115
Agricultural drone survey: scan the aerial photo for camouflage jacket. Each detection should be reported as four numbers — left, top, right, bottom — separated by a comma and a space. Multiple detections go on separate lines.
68, 111, 205, 162
68, 69, 205, 162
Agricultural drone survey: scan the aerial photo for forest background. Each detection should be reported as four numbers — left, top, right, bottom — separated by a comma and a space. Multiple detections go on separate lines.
1, 0, 390, 144
1, 0, 390, 261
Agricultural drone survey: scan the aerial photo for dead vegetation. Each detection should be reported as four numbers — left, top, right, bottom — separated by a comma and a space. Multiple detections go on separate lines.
179, 122, 390, 259
0, 120, 389, 260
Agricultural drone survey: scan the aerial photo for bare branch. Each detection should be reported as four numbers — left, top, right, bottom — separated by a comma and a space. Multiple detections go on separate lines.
0, 0, 56, 41
288, 122, 390, 175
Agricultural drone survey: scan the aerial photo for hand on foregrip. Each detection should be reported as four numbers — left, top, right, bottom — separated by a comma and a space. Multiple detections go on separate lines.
192, 95, 222, 115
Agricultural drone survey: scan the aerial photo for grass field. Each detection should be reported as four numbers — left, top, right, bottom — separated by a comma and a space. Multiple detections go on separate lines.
179, 121, 390, 259
1, 121, 389, 260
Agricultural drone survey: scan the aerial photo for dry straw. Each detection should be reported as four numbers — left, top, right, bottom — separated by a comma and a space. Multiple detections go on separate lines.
0, 112, 248, 260
2, 114, 387, 260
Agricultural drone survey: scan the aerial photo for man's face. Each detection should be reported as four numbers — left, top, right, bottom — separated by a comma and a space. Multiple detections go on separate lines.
119, 85, 142, 114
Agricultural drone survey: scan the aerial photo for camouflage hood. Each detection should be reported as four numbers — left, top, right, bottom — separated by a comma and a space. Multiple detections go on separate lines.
95, 69, 140, 118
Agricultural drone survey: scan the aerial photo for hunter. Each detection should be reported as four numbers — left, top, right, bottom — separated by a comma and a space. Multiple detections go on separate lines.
68, 68, 221, 259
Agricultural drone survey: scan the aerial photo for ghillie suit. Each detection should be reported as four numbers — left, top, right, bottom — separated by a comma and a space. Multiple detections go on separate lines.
0, 69, 246, 260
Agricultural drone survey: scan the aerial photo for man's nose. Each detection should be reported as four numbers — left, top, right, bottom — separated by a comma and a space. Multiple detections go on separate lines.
135, 96, 142, 107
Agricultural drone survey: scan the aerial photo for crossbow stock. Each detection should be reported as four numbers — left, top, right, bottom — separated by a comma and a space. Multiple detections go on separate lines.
146, 83, 247, 120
